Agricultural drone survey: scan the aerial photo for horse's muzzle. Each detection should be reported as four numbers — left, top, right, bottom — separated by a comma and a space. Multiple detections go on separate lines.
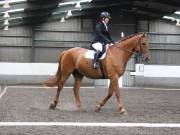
144, 57, 150, 63
142, 52, 150, 63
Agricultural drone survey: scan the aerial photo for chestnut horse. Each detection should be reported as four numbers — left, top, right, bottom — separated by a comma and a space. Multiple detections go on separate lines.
44, 32, 150, 114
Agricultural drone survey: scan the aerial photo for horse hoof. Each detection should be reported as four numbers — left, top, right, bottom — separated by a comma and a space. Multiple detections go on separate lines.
78, 108, 86, 112
49, 104, 56, 110
95, 105, 101, 112
118, 107, 127, 114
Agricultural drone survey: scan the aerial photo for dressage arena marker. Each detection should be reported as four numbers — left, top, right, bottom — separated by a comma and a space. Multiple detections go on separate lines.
0, 122, 180, 127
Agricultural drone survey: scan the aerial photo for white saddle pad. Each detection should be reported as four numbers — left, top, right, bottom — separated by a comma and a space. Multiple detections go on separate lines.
85, 45, 109, 60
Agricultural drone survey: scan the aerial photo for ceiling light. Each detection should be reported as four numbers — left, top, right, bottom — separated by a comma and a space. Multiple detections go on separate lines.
9, 16, 23, 21
59, 1, 75, 6
3, 19, 9, 26
67, 10, 72, 16
66, 10, 72, 18
60, 17, 65, 22
176, 19, 180, 26
58, 0, 93, 7
175, 11, 180, 15
3, 12, 10, 19
7, 8, 24, 13
75, 2, 81, 9
3, 0, 10, 8
87, 0, 93, 2
4, 26, 9, 31
162, 16, 175, 21
0, 0, 27, 4
121, 32, 124, 38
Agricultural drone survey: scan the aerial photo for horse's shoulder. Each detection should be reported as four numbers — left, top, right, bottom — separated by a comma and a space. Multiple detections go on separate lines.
106, 46, 117, 55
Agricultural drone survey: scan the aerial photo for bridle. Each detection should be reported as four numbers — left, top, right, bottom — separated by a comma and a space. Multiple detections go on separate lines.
139, 37, 146, 62
113, 35, 146, 61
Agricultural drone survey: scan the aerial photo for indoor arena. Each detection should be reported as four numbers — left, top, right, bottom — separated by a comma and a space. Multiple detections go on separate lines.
0, 0, 180, 134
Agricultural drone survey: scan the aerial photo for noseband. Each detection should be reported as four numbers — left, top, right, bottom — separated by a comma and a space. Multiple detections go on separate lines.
139, 37, 146, 62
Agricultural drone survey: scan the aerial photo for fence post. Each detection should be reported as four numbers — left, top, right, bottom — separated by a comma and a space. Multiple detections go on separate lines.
31, 26, 35, 62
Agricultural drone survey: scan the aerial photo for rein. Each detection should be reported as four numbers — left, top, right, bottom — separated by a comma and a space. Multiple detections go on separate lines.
114, 45, 134, 54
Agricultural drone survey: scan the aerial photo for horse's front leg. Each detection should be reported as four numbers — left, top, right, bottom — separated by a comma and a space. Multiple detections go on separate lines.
111, 77, 127, 114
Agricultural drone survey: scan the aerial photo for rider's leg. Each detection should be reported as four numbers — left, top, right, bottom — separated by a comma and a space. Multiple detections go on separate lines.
91, 43, 104, 69
93, 50, 101, 69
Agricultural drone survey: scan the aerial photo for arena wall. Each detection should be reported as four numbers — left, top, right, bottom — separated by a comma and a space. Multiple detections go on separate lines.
1, 16, 180, 87
135, 20, 180, 88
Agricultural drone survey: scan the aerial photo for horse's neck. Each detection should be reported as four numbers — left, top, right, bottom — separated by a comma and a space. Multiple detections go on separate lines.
120, 36, 138, 51
116, 36, 138, 64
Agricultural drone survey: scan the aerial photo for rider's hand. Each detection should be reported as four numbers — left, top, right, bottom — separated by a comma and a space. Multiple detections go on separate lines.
109, 43, 114, 46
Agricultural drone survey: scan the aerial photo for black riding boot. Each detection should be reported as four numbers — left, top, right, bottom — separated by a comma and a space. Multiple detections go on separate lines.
93, 51, 101, 69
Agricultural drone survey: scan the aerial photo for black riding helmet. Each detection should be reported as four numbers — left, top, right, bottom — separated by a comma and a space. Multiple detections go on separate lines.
100, 11, 111, 19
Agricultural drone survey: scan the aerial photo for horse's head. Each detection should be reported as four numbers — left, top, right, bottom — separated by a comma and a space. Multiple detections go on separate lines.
134, 33, 150, 63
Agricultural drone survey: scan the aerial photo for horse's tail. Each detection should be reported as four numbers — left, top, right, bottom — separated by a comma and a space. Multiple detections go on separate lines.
44, 52, 64, 87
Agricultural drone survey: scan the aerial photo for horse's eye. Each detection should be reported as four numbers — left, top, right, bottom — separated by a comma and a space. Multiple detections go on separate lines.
142, 42, 145, 46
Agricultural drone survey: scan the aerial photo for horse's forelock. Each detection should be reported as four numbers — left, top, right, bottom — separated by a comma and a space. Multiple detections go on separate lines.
140, 32, 147, 38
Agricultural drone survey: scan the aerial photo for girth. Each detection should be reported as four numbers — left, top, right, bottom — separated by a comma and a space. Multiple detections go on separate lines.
99, 60, 107, 79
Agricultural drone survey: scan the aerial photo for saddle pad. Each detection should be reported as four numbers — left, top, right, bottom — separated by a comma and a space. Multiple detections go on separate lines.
85, 50, 106, 59
84, 45, 109, 60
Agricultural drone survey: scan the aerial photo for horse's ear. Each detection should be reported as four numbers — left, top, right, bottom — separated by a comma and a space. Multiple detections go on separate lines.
142, 32, 147, 37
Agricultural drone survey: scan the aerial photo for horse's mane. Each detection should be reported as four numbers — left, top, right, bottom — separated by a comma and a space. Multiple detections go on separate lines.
117, 32, 144, 43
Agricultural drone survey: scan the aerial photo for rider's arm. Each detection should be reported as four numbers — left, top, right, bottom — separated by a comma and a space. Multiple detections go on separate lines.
107, 32, 115, 44
95, 23, 111, 44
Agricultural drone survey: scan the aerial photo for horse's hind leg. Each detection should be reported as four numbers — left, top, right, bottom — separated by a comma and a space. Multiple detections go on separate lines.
95, 83, 114, 112
72, 71, 84, 112
49, 75, 70, 109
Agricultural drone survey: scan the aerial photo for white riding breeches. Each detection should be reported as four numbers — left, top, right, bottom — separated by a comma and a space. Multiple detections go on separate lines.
91, 42, 103, 52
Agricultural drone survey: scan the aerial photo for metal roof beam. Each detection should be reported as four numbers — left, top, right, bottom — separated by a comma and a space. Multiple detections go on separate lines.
54, 0, 133, 14
0, 0, 59, 12
0, 0, 130, 26
0, 9, 95, 28
134, 0, 179, 12
165, 14, 180, 20
150, 0, 180, 7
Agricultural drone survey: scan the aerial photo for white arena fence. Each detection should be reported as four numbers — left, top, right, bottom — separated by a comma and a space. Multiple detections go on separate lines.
130, 64, 180, 88
131, 64, 180, 78
1, 63, 180, 87
0, 63, 58, 76
0, 62, 93, 86
0, 62, 57, 85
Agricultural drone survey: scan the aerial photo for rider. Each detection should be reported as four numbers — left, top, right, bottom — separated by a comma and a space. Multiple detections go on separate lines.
91, 11, 115, 69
